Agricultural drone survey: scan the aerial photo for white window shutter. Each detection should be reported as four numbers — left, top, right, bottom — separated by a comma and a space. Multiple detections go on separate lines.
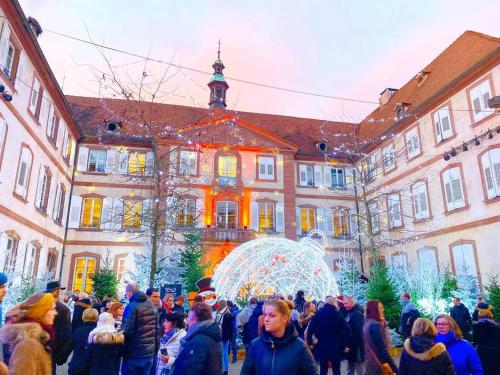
0, 235, 9, 271
444, 173, 454, 210
0, 118, 6, 148
15, 51, 26, 91
299, 165, 308, 186
0, 23, 11, 66
295, 208, 302, 236
325, 209, 334, 235
345, 167, 354, 187
76, 147, 89, 172
68, 195, 83, 228
434, 111, 442, 141
314, 166, 322, 187
105, 149, 117, 174
51, 184, 61, 220
316, 208, 326, 233
39, 96, 50, 127
118, 150, 129, 174
29, 78, 40, 114
195, 199, 204, 228
450, 168, 464, 207
250, 201, 259, 231
349, 212, 358, 237
145, 151, 154, 175
56, 123, 65, 150
275, 203, 284, 233
440, 108, 452, 139
323, 166, 332, 188
112, 198, 124, 230
141, 198, 152, 231
100, 197, 113, 230
14, 240, 27, 275
45, 179, 55, 216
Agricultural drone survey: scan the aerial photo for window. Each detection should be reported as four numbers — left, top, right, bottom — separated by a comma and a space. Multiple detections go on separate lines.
129, 152, 146, 174
1, 236, 17, 275
258, 202, 275, 231
52, 184, 66, 224
73, 257, 96, 294
481, 149, 500, 199
88, 150, 107, 173
391, 252, 408, 270
216, 201, 238, 229
29, 77, 43, 119
257, 156, 275, 180
418, 247, 438, 273
387, 194, 402, 228
217, 155, 237, 186
62, 128, 72, 161
412, 181, 430, 220
331, 168, 345, 188
0, 117, 7, 170
434, 106, 453, 142
46, 248, 58, 278
298, 164, 314, 187
369, 202, 379, 233
123, 200, 143, 229
0, 23, 21, 81
469, 79, 492, 123
442, 167, 465, 211
332, 208, 350, 237
116, 258, 127, 281
405, 127, 420, 158
178, 198, 196, 226
46, 106, 59, 144
383, 144, 396, 172
35, 167, 51, 212
25, 243, 37, 278
100, 197, 124, 230
81, 198, 103, 228
14, 146, 33, 198
451, 243, 478, 278
179, 150, 198, 175
299, 207, 316, 235
365, 153, 378, 181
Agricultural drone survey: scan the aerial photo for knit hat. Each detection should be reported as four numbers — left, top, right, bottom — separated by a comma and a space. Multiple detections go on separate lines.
0, 272, 7, 287
7, 293, 55, 323
88, 312, 117, 341
337, 295, 344, 303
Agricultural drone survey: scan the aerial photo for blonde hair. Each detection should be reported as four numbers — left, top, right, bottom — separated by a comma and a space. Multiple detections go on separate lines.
434, 314, 463, 339
264, 299, 291, 320
82, 308, 99, 323
478, 309, 494, 319
411, 318, 438, 338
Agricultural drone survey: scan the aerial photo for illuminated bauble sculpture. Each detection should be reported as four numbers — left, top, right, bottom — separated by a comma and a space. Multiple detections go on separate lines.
212, 230, 338, 301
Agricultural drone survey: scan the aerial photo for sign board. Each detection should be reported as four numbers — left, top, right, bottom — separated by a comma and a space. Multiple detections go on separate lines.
160, 283, 182, 299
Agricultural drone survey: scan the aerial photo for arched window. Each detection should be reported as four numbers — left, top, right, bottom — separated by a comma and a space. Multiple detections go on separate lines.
418, 247, 438, 273
72, 256, 97, 293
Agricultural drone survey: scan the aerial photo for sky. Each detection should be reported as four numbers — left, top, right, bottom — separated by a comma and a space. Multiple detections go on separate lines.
18, 0, 500, 122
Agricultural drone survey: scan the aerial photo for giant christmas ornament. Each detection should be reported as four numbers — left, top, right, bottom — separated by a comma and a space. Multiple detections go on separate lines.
212, 230, 338, 301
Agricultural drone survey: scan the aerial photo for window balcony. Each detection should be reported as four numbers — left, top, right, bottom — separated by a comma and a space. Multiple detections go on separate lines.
217, 176, 237, 186
200, 228, 256, 242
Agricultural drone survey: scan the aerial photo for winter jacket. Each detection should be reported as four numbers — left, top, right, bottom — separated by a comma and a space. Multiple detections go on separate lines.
0, 322, 52, 375
72, 299, 92, 331
241, 302, 263, 345
363, 319, 398, 375
473, 318, 500, 375
294, 296, 306, 314
68, 321, 97, 375
450, 303, 473, 337
399, 336, 456, 375
345, 305, 365, 362
53, 300, 72, 366
435, 332, 483, 375
171, 319, 222, 375
215, 307, 235, 342
241, 323, 318, 375
173, 304, 185, 316
306, 303, 350, 362
472, 303, 494, 322
400, 301, 420, 338
155, 328, 186, 374
122, 290, 158, 359
87, 330, 124, 375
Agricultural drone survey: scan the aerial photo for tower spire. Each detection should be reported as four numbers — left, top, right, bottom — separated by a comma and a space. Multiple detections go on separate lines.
208, 40, 229, 110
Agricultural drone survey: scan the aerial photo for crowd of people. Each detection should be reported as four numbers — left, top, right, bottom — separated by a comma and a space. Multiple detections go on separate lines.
0, 271, 498, 375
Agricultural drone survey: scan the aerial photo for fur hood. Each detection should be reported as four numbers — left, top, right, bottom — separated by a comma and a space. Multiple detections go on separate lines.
0, 322, 50, 348
88, 330, 124, 345
403, 338, 446, 361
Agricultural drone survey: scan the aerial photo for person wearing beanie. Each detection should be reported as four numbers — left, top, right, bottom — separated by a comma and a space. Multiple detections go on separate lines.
87, 312, 124, 375
68, 308, 98, 375
0, 293, 57, 375
72, 296, 93, 331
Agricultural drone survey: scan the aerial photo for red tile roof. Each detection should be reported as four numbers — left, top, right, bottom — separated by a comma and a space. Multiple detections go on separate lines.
356, 31, 500, 145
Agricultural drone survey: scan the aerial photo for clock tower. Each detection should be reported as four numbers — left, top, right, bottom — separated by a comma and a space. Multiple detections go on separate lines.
208, 41, 229, 110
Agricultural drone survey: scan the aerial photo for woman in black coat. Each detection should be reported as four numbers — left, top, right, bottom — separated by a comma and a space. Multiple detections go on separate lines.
241, 299, 318, 375
399, 318, 455, 375
473, 309, 500, 375
72, 297, 92, 331
68, 308, 98, 375
87, 312, 124, 375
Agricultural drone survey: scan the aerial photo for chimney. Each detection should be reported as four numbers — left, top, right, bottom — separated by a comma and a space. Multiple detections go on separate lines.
27, 17, 43, 38
379, 88, 397, 106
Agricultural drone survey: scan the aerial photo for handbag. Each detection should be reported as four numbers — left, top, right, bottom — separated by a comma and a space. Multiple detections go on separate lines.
367, 346, 395, 375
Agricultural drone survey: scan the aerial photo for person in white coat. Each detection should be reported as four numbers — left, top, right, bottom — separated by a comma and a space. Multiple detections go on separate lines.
156, 312, 186, 375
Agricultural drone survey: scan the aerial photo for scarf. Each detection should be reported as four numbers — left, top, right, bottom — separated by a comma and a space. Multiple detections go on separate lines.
25, 318, 55, 348
160, 328, 179, 345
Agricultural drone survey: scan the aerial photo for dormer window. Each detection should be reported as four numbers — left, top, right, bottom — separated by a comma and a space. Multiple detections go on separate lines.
394, 102, 410, 121
415, 71, 430, 85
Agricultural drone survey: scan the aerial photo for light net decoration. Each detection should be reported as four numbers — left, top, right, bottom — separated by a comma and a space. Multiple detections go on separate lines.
212, 230, 339, 301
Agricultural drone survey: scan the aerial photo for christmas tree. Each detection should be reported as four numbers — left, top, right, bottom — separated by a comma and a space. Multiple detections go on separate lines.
454, 264, 480, 312
337, 252, 368, 306
367, 264, 400, 328
486, 272, 500, 322
178, 228, 208, 293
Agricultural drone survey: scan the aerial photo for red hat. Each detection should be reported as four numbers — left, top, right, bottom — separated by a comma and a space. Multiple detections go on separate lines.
336, 295, 344, 303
